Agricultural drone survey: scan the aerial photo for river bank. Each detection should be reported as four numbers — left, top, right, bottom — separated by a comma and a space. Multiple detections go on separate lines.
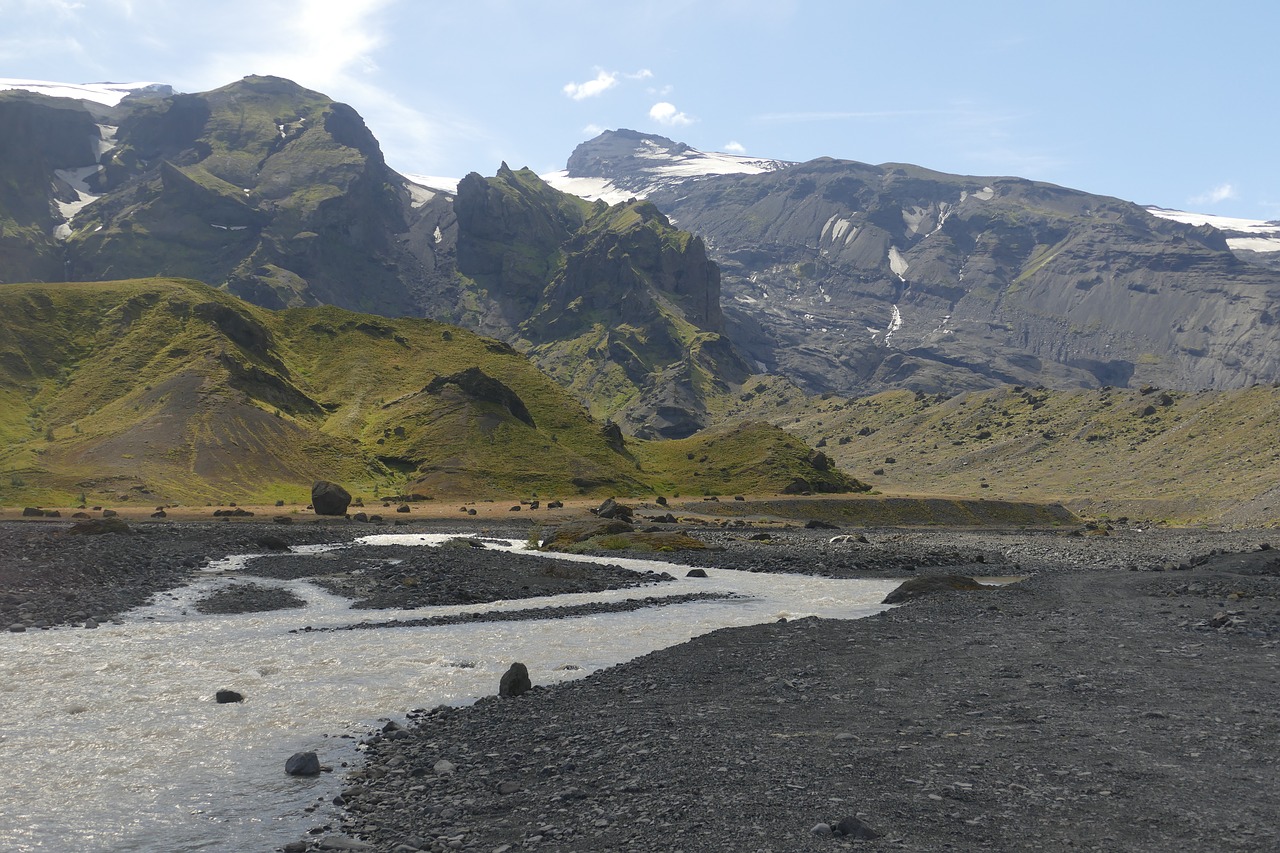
1, 517, 1277, 851
324, 527, 1280, 853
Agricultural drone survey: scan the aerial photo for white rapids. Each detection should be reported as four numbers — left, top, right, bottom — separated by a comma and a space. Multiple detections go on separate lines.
0, 534, 900, 852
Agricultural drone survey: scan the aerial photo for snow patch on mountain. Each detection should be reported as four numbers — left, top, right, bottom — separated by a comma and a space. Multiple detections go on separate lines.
822, 215, 856, 245
540, 173, 635, 205
1147, 206, 1280, 254
403, 173, 460, 196
888, 247, 909, 280
0, 79, 171, 106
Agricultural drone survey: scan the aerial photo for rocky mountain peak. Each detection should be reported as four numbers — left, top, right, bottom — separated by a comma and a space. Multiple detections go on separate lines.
548, 129, 792, 202
565, 129, 691, 177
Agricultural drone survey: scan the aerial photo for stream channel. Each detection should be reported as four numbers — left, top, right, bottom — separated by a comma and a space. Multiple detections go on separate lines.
0, 533, 901, 852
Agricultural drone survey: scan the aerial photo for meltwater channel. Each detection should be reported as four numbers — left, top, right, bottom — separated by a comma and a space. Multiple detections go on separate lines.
0, 533, 901, 852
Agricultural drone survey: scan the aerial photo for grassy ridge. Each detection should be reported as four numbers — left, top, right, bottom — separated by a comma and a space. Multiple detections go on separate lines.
633, 421, 865, 496
732, 382, 1280, 525
0, 278, 849, 506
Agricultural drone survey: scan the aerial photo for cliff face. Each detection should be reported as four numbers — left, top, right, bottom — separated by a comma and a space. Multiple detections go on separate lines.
450, 166, 747, 438
36, 76, 420, 314
0, 92, 103, 282
640, 157, 1280, 394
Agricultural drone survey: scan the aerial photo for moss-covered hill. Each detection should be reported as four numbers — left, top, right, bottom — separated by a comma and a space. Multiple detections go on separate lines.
728, 381, 1280, 525
0, 278, 851, 506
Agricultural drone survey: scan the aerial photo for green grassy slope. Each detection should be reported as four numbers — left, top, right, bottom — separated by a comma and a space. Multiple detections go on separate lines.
730, 381, 1280, 525
0, 278, 850, 506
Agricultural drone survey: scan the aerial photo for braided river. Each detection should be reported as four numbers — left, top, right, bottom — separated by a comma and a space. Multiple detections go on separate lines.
0, 534, 898, 851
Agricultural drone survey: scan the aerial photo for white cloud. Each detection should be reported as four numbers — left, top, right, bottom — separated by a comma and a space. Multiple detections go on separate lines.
564, 67, 654, 100
723, 141, 746, 154
193, 0, 395, 89
1191, 183, 1238, 206
649, 101, 693, 126
583, 123, 606, 136
563, 69, 617, 100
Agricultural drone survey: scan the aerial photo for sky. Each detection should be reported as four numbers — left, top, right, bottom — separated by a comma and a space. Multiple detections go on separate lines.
2, 0, 1276, 221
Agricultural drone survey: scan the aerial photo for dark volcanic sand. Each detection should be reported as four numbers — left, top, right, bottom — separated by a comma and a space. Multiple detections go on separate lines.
323, 528, 1280, 853
2, 520, 1277, 851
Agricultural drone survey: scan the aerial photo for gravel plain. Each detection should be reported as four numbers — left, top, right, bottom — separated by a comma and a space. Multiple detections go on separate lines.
2, 515, 1277, 852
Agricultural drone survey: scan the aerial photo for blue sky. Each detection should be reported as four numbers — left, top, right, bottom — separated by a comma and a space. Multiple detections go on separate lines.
3, 0, 1275, 220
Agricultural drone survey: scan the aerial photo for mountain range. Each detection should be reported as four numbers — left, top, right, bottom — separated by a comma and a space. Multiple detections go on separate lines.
551, 129, 1280, 396
4, 75, 1280, 516
6, 77, 1279, 413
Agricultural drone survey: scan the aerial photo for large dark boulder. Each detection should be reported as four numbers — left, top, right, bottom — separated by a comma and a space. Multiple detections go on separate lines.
311, 481, 352, 516
499, 662, 532, 698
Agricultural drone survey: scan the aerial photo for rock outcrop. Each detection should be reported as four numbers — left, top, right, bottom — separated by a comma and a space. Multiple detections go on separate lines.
446, 164, 750, 437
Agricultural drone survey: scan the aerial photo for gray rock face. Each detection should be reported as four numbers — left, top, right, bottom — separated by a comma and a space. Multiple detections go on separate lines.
646, 159, 1280, 395
311, 481, 352, 516
561, 132, 1280, 396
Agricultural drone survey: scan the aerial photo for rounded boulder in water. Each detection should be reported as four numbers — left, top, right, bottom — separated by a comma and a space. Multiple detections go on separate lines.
285, 751, 321, 776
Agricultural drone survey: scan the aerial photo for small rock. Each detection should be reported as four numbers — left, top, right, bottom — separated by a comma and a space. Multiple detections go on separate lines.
8, 624, 26, 633
811, 822, 833, 837
834, 816, 880, 839
433, 759, 456, 775
685, 568, 708, 578
497, 780, 522, 794
216, 690, 244, 704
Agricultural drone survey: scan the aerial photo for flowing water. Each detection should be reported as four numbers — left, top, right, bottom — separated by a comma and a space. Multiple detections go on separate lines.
0, 534, 900, 852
